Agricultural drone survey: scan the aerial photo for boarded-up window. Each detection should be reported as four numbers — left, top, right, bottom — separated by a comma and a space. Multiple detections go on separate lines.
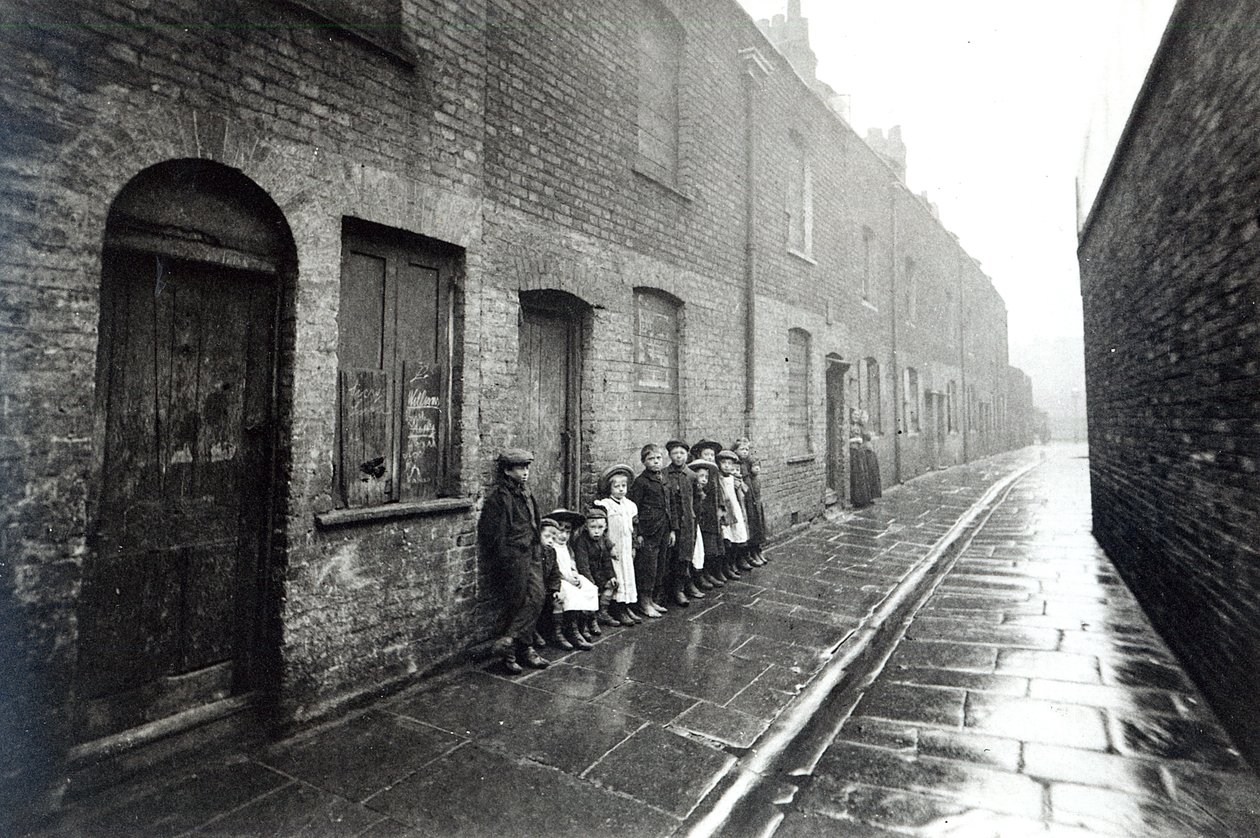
337, 219, 458, 507
636, 2, 682, 184
788, 329, 811, 453
904, 257, 917, 323
903, 367, 920, 434
786, 134, 813, 255
865, 357, 882, 433
633, 289, 681, 440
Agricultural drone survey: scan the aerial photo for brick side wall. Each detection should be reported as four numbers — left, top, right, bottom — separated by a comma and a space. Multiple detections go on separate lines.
1079, 0, 1260, 767
0, 0, 1034, 813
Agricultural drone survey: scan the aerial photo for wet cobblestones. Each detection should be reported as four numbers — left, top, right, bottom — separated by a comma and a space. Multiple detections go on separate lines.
778, 447, 1260, 837
35, 446, 1260, 837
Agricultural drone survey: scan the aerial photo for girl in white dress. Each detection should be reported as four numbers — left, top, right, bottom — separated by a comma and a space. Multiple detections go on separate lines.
541, 511, 599, 650
716, 450, 749, 577
594, 464, 640, 625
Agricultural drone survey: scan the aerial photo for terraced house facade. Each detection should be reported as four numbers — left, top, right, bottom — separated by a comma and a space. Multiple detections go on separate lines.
0, 0, 1036, 810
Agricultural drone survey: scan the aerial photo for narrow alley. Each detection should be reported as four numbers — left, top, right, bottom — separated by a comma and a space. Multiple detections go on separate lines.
37, 446, 1260, 837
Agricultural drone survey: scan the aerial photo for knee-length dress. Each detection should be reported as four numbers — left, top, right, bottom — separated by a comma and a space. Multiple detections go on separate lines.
553, 542, 599, 612
594, 496, 638, 604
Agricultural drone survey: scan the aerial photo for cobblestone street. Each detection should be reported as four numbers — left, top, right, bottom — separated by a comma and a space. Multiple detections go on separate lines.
775, 449, 1260, 837
36, 446, 1260, 837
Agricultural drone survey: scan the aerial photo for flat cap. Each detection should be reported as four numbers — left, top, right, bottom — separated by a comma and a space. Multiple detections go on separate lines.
584, 507, 608, 520
497, 448, 534, 466
716, 449, 740, 463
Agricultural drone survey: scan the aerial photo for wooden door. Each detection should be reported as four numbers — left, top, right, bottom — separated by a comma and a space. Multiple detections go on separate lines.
825, 360, 848, 497
78, 251, 276, 741
518, 306, 575, 514
924, 392, 939, 470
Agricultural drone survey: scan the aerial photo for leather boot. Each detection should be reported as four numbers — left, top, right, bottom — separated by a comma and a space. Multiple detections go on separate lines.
725, 555, 743, 580
549, 620, 574, 651
684, 567, 706, 599
620, 602, 643, 624
588, 612, 603, 636
533, 630, 547, 648
521, 644, 551, 669
578, 614, 596, 643
737, 549, 754, 571
502, 646, 523, 675
703, 568, 725, 588
694, 567, 715, 591
596, 606, 620, 627
564, 614, 593, 650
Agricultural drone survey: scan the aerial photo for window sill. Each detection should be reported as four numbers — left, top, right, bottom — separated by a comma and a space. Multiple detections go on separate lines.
631, 161, 694, 201
861, 299, 879, 313
786, 248, 817, 266
315, 497, 474, 529
786, 453, 816, 465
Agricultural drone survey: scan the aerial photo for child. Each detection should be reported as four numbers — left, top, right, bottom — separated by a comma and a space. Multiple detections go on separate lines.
686, 459, 720, 591
733, 438, 768, 567
716, 449, 750, 580
689, 439, 729, 586
627, 444, 677, 618
476, 448, 552, 674
572, 507, 621, 634
664, 439, 701, 607
542, 509, 599, 650
595, 465, 642, 625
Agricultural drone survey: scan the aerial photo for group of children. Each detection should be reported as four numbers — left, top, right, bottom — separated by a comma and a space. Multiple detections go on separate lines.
477, 438, 768, 674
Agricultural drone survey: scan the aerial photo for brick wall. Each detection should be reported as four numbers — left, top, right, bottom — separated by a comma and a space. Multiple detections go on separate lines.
0, 0, 1035, 813
1079, 0, 1260, 767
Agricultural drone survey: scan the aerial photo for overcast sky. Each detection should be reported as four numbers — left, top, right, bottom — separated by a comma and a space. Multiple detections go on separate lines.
736, 0, 1175, 352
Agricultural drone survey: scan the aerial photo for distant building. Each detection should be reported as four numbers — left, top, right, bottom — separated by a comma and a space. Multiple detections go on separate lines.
1079, 0, 1260, 767
0, 0, 1036, 817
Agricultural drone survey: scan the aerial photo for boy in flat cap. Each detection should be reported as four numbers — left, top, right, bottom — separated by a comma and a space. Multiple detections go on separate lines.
664, 439, 702, 607
627, 443, 676, 618
477, 448, 552, 674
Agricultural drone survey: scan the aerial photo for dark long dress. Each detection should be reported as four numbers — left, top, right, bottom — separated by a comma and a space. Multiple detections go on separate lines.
850, 441, 873, 507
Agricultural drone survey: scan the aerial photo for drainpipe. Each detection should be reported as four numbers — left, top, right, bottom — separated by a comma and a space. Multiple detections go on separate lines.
738, 48, 772, 436
888, 183, 902, 484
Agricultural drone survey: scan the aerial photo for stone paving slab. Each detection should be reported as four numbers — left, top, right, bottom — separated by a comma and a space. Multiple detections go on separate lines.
34, 447, 1046, 837
778, 446, 1260, 837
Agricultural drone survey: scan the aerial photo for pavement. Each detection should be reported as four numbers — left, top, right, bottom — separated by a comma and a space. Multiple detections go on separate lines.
34, 445, 1260, 837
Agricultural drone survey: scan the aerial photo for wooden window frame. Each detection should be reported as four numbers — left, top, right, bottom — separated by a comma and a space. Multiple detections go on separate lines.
335, 218, 460, 509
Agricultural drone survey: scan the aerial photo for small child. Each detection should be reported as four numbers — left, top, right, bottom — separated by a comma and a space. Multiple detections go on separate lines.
689, 439, 729, 586
572, 507, 620, 635
627, 444, 677, 618
686, 459, 720, 591
542, 509, 599, 650
733, 437, 768, 567
595, 465, 642, 625
716, 449, 750, 580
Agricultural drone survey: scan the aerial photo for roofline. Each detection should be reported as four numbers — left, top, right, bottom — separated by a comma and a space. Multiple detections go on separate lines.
1077, 0, 1191, 246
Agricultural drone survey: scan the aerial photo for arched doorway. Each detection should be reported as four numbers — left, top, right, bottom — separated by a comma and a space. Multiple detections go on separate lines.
76, 160, 294, 743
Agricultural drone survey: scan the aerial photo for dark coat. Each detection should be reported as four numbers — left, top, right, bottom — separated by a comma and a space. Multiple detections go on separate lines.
477, 477, 540, 558
664, 462, 697, 558
572, 529, 616, 587
628, 469, 676, 538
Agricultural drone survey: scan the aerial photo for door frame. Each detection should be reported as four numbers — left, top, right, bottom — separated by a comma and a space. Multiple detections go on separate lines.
824, 354, 850, 503
78, 160, 295, 747
518, 290, 586, 510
